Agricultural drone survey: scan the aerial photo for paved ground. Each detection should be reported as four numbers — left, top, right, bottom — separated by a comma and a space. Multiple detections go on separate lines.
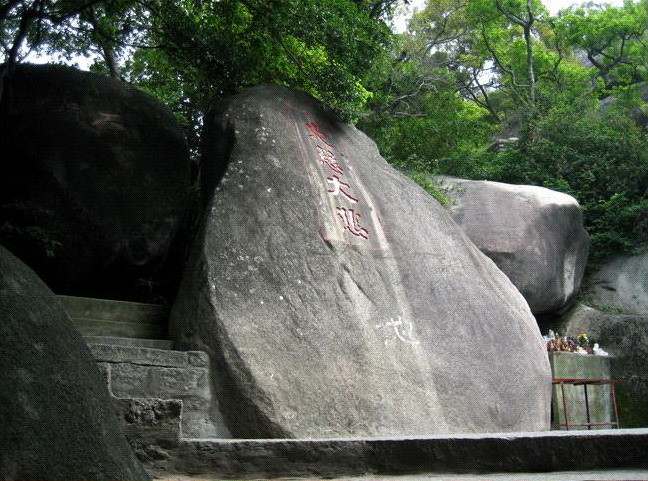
158, 469, 648, 480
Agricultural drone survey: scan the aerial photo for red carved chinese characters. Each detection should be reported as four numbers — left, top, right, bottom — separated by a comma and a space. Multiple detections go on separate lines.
316, 145, 344, 175
305, 119, 368, 240
305, 121, 333, 148
326, 175, 358, 203
336, 207, 369, 239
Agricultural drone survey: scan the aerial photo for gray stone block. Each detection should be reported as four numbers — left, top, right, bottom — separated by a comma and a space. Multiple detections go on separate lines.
562, 304, 648, 427
187, 351, 209, 367
73, 317, 165, 338
589, 252, 648, 315
177, 395, 210, 411
170, 85, 551, 438
436, 176, 589, 315
86, 336, 174, 349
115, 397, 182, 439
97, 361, 112, 388
110, 363, 210, 400
0, 245, 150, 480
113, 397, 182, 468
158, 366, 209, 397
549, 352, 614, 430
89, 343, 191, 368
59, 295, 169, 324
2, 63, 191, 302
171, 429, 648, 478
181, 411, 223, 439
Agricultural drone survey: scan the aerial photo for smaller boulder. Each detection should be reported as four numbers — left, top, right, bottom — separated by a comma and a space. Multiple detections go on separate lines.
588, 252, 648, 315
437, 176, 589, 315
0, 245, 150, 480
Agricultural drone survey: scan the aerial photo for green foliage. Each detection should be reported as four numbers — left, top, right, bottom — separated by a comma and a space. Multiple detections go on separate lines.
361, 91, 495, 170
2, 0, 647, 269
554, 0, 648, 91
409, 172, 452, 208
362, 0, 647, 266
389, 161, 452, 208
118, 1, 392, 126
2, 1, 394, 138
458, 99, 648, 267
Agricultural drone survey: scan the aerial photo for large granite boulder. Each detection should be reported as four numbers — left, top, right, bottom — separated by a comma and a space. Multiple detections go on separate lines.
0, 245, 150, 480
562, 303, 648, 427
588, 252, 648, 315
436, 176, 589, 315
170, 85, 551, 438
0, 64, 192, 302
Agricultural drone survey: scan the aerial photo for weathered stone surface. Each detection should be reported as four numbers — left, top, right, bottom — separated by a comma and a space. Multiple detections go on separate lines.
562, 303, 648, 427
89, 343, 206, 368
0, 245, 150, 480
86, 336, 174, 349
436, 176, 589, 314
588, 252, 648, 315
170, 85, 551, 438
71, 317, 166, 338
59, 295, 169, 324
115, 397, 182, 445
170, 430, 648, 479
113, 397, 181, 470
90, 341, 229, 439
0, 64, 192, 302
110, 363, 209, 399
107, 359, 227, 438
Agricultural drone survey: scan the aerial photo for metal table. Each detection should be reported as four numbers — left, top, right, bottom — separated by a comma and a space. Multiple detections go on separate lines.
552, 377, 621, 430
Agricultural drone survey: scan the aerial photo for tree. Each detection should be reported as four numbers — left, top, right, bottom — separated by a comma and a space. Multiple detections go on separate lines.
1, 1, 395, 110
1, 0, 397, 151
554, 0, 648, 93
0, 0, 149, 99
494, 0, 540, 103
362, 0, 647, 265
3, 0, 646, 264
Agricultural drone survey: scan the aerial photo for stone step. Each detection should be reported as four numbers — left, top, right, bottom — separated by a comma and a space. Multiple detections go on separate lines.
58, 295, 168, 324
169, 429, 648, 479
73, 317, 166, 338
89, 343, 208, 368
94, 343, 230, 439
107, 362, 210, 408
86, 336, 174, 350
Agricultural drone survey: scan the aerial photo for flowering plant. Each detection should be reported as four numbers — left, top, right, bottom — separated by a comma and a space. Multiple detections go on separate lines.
544, 330, 608, 356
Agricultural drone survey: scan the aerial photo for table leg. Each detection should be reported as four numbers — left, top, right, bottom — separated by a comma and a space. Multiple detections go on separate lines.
611, 381, 620, 428
584, 383, 591, 430
560, 382, 569, 430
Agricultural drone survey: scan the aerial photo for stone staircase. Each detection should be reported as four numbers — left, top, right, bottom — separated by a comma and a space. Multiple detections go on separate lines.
56, 296, 648, 479
58, 295, 173, 349
58, 295, 230, 469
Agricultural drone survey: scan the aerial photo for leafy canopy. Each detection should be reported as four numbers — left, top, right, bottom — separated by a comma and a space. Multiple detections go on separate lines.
2, 0, 646, 265
361, 0, 647, 266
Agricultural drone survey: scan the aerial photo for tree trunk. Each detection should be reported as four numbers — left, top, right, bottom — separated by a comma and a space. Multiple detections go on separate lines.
85, 5, 121, 80
524, 25, 536, 104
101, 44, 121, 80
